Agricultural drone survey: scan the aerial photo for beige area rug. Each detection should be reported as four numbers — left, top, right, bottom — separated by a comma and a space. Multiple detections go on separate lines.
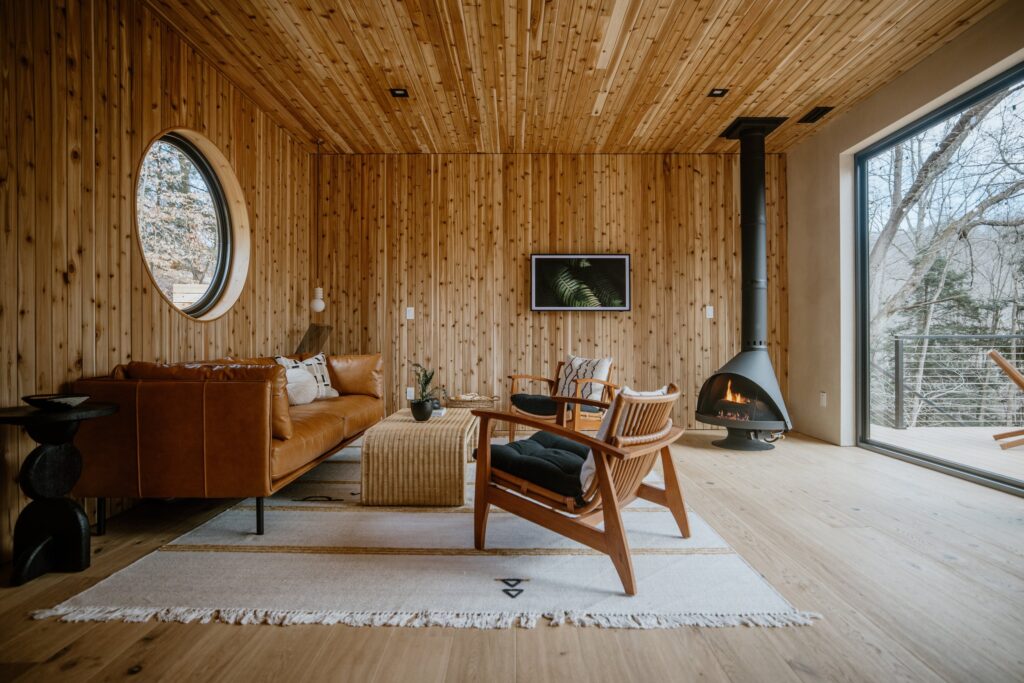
35, 444, 819, 629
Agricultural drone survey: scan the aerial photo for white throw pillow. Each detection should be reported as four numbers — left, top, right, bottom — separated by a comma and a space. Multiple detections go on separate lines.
555, 354, 613, 400
579, 385, 669, 491
284, 367, 318, 406
275, 352, 339, 400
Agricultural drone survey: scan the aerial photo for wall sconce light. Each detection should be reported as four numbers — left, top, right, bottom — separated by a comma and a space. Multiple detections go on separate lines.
311, 286, 326, 313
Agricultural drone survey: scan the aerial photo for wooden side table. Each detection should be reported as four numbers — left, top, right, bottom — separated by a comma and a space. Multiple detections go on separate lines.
0, 402, 117, 585
361, 408, 478, 506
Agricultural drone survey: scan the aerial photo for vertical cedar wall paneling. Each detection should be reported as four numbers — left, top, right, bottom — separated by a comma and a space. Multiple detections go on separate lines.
316, 154, 788, 430
0, 0, 314, 562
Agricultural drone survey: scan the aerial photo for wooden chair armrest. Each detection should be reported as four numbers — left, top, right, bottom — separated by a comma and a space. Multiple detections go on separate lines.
989, 349, 1024, 390
508, 374, 556, 394
471, 409, 627, 458
573, 377, 618, 393
573, 378, 619, 406
549, 395, 610, 410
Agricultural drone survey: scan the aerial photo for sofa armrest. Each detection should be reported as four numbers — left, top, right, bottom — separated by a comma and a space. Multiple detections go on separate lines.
73, 377, 275, 499
73, 378, 142, 498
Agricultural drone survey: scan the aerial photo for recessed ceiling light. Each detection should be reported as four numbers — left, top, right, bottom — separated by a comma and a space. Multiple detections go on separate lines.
389, 88, 409, 98
708, 88, 729, 98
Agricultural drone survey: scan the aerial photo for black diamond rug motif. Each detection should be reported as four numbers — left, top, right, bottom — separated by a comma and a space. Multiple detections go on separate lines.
502, 588, 524, 599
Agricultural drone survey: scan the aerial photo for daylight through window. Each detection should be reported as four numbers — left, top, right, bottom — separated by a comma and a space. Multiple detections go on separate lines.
136, 133, 231, 317
858, 65, 1024, 485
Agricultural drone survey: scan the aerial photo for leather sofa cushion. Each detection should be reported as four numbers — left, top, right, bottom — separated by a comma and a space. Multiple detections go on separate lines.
328, 354, 384, 398
123, 361, 294, 440
332, 395, 385, 438
271, 395, 384, 479
272, 400, 349, 479
487, 431, 590, 499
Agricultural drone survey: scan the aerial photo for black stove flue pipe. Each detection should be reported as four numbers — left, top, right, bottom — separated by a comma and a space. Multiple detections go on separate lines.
692, 117, 792, 450
722, 117, 787, 351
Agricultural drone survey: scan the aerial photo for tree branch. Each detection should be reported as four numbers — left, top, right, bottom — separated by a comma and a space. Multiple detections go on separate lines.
873, 180, 1024, 326
869, 94, 1006, 274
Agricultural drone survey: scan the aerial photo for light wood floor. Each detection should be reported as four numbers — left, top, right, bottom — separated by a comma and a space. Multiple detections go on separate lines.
1, 432, 1022, 682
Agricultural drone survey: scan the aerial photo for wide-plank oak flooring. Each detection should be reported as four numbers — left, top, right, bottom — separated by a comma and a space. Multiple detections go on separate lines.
1, 432, 1022, 682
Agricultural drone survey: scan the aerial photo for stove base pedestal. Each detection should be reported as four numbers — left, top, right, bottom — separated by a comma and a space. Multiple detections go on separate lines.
712, 428, 775, 451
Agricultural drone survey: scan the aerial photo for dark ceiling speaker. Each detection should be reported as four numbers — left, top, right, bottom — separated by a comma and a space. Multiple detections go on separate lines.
798, 106, 834, 123
389, 88, 409, 98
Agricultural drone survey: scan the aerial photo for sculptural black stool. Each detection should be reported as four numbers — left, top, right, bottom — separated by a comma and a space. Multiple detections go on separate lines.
0, 402, 117, 585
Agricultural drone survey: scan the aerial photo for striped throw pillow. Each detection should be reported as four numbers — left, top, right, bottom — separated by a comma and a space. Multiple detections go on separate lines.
555, 355, 613, 400
275, 353, 339, 400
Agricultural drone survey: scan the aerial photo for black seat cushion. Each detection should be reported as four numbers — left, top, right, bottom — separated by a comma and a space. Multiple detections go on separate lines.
511, 393, 601, 416
487, 431, 591, 498
510, 393, 557, 416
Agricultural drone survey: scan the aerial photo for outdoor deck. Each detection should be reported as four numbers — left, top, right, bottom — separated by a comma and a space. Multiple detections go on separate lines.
871, 425, 1024, 483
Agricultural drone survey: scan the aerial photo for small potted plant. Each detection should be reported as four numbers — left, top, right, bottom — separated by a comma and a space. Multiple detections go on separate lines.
410, 363, 441, 422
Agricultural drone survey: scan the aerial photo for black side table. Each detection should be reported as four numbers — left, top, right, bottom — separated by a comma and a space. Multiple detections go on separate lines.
0, 402, 117, 585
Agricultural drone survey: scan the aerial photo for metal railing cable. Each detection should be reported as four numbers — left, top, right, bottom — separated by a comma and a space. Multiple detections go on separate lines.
870, 334, 1023, 428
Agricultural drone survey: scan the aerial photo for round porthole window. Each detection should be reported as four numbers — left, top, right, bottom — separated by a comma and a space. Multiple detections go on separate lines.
135, 131, 248, 319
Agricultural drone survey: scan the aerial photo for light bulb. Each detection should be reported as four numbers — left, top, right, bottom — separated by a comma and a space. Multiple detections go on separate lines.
311, 287, 326, 313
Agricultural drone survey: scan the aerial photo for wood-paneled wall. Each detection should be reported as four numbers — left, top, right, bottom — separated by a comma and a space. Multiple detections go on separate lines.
0, 0, 314, 562
316, 154, 788, 430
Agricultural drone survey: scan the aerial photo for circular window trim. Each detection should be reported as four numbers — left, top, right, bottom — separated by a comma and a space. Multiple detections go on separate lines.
134, 129, 250, 321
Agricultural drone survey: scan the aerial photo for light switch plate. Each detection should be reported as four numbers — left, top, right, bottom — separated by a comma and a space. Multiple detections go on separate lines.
705, 305, 714, 319
819, 391, 827, 408
406, 387, 415, 400
405, 307, 415, 320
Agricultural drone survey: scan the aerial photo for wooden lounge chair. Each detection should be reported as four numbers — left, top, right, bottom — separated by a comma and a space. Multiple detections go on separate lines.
506, 361, 617, 441
988, 349, 1024, 450
472, 384, 687, 595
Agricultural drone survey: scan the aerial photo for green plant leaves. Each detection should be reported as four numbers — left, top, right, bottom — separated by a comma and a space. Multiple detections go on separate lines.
546, 260, 624, 308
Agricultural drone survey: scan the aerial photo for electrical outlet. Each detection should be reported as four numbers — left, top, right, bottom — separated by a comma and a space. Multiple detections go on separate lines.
705, 305, 715, 319
819, 391, 827, 408
406, 387, 415, 400
405, 307, 415, 320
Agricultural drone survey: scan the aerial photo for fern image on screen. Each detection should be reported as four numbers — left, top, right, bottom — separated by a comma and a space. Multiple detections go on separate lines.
532, 255, 630, 311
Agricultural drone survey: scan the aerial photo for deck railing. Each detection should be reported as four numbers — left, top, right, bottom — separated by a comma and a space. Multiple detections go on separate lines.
875, 334, 1023, 429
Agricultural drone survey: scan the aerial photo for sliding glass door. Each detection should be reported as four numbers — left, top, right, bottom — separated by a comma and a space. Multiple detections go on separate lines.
856, 63, 1024, 493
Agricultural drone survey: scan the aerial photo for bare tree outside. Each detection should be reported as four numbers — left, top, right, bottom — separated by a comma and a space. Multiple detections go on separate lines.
136, 140, 221, 310
865, 81, 1024, 440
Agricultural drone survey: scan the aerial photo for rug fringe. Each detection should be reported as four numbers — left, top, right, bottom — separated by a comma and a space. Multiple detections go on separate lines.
32, 605, 821, 629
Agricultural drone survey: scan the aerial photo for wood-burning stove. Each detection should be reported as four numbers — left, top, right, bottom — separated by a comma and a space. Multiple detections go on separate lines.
695, 117, 792, 450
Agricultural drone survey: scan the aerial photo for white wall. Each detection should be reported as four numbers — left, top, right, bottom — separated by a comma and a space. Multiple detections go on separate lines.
786, 2, 1024, 445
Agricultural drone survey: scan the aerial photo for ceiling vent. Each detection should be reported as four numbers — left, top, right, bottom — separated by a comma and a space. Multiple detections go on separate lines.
389, 88, 409, 98
798, 106, 833, 123
707, 88, 729, 98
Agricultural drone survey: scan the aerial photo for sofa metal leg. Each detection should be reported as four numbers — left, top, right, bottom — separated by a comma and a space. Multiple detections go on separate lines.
256, 497, 265, 535
95, 497, 106, 536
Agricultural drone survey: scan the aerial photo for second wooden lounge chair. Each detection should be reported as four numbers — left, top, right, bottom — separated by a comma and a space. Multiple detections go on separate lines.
507, 359, 617, 441
472, 384, 687, 595
988, 349, 1024, 450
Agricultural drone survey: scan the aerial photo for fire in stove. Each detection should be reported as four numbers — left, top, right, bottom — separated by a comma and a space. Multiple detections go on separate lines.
715, 380, 752, 421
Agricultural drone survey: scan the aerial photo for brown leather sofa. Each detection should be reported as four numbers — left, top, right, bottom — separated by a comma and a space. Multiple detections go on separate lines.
72, 354, 384, 534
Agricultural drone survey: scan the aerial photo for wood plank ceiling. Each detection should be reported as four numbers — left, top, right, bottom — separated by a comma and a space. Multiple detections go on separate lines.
144, 0, 1004, 153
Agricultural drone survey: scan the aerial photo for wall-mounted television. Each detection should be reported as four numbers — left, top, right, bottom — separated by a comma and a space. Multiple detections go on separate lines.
531, 254, 631, 311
